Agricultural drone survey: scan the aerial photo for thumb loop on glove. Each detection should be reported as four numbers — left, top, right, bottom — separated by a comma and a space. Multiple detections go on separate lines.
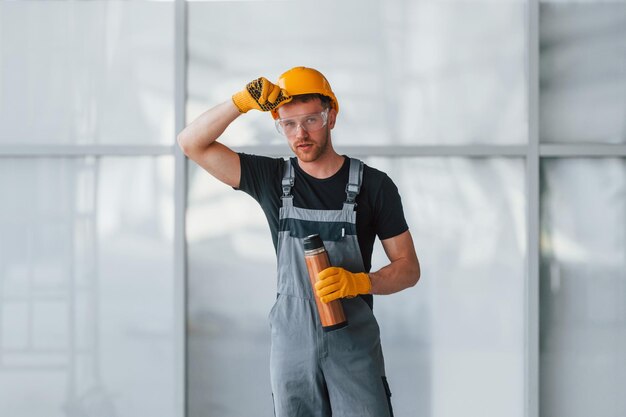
267, 84, 282, 103
257, 80, 269, 105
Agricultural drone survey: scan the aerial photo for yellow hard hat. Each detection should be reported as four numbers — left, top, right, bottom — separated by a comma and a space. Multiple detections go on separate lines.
271, 66, 339, 119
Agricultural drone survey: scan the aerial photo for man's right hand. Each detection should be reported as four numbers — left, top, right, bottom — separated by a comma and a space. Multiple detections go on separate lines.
232, 77, 292, 113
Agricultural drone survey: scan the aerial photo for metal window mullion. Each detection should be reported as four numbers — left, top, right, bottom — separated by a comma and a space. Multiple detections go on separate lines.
0, 145, 173, 157
527, 0, 541, 417
66, 160, 77, 405
174, 1, 188, 417
333, 144, 530, 157
540, 143, 626, 157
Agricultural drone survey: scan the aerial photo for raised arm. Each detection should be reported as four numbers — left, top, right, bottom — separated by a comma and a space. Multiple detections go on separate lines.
176, 77, 292, 188
177, 100, 242, 188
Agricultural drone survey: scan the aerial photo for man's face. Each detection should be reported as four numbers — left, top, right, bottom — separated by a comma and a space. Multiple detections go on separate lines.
276, 99, 336, 163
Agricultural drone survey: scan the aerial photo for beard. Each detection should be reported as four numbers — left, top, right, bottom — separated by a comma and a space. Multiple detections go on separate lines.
291, 128, 330, 162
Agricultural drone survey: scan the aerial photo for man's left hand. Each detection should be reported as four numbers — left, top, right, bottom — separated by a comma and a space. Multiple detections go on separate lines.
314, 267, 371, 304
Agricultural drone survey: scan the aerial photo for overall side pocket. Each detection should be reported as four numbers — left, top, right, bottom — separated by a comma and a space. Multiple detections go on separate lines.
382, 376, 394, 417
268, 293, 282, 325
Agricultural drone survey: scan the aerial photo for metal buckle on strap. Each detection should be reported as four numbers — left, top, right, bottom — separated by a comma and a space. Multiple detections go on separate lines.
282, 158, 295, 198
344, 158, 363, 205
282, 177, 294, 197
345, 183, 360, 203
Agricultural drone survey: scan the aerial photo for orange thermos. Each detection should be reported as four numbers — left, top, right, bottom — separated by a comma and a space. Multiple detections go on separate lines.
303, 234, 348, 331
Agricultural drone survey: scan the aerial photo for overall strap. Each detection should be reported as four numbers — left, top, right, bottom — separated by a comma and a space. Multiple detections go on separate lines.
345, 158, 364, 205
281, 157, 295, 207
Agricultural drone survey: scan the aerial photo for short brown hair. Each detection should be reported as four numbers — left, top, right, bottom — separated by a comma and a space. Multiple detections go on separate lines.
290, 93, 332, 110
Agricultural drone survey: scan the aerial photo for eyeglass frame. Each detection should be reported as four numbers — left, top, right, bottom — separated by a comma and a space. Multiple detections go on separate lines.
274, 108, 330, 136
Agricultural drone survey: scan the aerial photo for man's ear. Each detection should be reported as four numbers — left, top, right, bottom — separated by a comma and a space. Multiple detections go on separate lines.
328, 108, 338, 129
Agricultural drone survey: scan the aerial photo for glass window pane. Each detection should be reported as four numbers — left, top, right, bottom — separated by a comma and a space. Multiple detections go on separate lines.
367, 157, 526, 417
0, 157, 178, 417
540, 2, 626, 143
187, 0, 527, 146
187, 157, 526, 417
390, 2, 527, 145
540, 158, 626, 417
0, 1, 175, 145
186, 164, 277, 417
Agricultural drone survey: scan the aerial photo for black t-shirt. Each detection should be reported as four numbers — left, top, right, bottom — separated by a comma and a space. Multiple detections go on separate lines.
237, 153, 408, 272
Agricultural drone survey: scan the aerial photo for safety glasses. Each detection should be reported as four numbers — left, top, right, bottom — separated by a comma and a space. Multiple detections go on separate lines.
275, 109, 329, 136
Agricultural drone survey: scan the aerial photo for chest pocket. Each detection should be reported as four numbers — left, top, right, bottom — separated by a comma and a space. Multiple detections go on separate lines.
282, 218, 356, 242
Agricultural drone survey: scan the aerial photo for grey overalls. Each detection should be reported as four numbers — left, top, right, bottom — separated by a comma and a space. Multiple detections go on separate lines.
269, 157, 394, 417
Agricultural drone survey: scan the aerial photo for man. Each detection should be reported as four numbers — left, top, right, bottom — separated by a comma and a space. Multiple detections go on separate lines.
178, 66, 420, 417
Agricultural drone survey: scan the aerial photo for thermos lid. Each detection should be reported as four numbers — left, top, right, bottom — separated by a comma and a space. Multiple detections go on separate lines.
303, 234, 324, 251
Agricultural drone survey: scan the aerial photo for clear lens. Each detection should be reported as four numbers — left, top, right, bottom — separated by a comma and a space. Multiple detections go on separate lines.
275, 109, 328, 136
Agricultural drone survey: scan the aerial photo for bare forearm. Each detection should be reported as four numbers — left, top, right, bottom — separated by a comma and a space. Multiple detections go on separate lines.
177, 100, 241, 157
175, 100, 243, 188
369, 257, 420, 295
175, 77, 287, 188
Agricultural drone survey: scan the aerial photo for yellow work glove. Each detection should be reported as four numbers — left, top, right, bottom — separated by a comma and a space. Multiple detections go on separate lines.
232, 77, 292, 113
314, 267, 371, 304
